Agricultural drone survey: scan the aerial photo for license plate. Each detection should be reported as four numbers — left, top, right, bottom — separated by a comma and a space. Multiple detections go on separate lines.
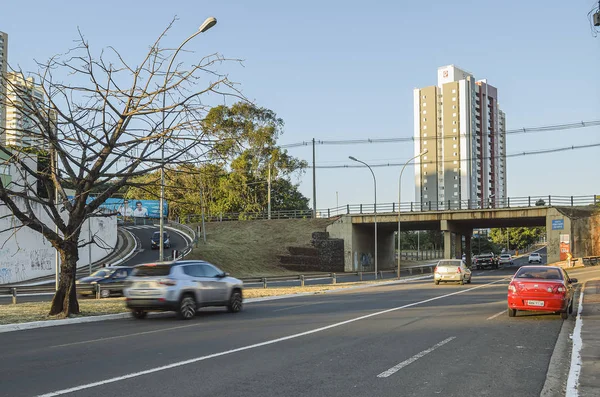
138, 283, 149, 289
526, 300, 544, 307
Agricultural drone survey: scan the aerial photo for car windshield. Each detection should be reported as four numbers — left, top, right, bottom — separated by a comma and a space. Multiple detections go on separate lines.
152, 232, 168, 240
531, 253, 540, 257
437, 260, 461, 267
501, 255, 511, 259
89, 269, 113, 278
515, 268, 562, 280
131, 265, 171, 277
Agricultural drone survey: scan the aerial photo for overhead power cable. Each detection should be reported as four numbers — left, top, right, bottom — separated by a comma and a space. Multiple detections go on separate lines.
309, 142, 600, 169
280, 120, 600, 149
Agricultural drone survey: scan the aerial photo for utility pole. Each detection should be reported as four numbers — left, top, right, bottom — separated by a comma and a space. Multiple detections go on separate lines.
417, 230, 420, 260
267, 163, 272, 220
312, 138, 316, 218
88, 218, 92, 275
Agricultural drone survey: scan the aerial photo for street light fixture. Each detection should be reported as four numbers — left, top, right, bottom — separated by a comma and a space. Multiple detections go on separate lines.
159, 17, 217, 262
348, 156, 378, 279
397, 149, 428, 279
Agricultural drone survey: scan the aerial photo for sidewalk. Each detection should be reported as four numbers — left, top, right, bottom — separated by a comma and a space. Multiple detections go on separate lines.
578, 279, 600, 396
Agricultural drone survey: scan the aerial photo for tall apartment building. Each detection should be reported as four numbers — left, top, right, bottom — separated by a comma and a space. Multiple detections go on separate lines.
0, 31, 7, 140
413, 65, 506, 209
3, 72, 52, 149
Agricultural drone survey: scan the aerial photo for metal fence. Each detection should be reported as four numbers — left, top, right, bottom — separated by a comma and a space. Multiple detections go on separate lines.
181, 195, 598, 222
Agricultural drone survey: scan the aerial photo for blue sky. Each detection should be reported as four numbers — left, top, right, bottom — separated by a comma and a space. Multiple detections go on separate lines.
1, 0, 599, 210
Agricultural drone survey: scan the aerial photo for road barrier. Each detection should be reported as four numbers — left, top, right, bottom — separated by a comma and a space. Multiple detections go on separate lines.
0, 264, 438, 302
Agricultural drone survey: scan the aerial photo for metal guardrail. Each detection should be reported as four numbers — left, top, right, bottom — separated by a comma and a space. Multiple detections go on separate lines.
0, 265, 439, 303
182, 195, 599, 221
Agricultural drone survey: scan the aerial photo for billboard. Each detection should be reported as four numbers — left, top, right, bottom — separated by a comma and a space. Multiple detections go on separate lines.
91, 198, 167, 219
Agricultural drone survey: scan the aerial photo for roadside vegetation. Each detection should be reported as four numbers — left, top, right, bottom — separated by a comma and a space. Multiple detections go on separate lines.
185, 218, 334, 277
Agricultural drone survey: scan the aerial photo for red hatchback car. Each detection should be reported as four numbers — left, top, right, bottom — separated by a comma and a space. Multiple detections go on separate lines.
507, 266, 578, 319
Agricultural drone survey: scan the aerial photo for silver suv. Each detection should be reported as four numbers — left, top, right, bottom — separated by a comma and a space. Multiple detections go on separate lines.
124, 260, 243, 320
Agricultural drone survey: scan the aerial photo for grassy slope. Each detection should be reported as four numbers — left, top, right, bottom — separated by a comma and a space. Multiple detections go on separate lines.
185, 219, 334, 277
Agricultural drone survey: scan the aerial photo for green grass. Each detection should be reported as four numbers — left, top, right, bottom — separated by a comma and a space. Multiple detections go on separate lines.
185, 218, 334, 277
0, 298, 128, 325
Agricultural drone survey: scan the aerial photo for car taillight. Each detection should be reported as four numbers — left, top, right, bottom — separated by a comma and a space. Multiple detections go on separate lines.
508, 284, 517, 293
434, 267, 438, 273
456, 267, 462, 273
159, 279, 177, 286
553, 285, 566, 294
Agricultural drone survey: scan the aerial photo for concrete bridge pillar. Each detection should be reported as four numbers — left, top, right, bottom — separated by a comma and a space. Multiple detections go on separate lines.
454, 233, 463, 259
443, 231, 452, 259
465, 233, 472, 267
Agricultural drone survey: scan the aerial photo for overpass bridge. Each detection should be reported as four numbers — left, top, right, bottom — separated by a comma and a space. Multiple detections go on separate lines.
324, 196, 599, 272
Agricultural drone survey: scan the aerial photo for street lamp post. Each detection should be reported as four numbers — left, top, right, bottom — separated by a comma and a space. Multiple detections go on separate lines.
397, 149, 428, 279
349, 156, 377, 279
159, 17, 217, 262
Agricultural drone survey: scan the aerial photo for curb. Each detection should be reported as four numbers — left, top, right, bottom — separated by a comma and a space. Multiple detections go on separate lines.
0, 275, 432, 334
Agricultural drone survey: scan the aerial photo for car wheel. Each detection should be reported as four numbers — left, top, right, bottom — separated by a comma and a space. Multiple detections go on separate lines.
508, 308, 517, 317
466, 278, 472, 284
131, 309, 147, 319
227, 290, 243, 313
529, 261, 532, 264
561, 311, 569, 320
100, 289, 111, 299
434, 280, 440, 285
177, 295, 197, 320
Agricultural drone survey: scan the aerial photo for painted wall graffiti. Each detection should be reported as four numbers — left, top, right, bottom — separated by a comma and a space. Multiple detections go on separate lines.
29, 249, 54, 271
0, 197, 117, 284
0, 268, 12, 284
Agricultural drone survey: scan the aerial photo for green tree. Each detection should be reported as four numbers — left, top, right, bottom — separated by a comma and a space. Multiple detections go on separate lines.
123, 102, 310, 219
489, 227, 545, 250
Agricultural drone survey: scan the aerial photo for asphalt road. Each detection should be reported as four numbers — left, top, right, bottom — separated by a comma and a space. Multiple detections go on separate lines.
2, 255, 598, 397
119, 224, 190, 267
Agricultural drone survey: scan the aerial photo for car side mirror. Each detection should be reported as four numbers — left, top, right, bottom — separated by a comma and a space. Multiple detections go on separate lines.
570, 278, 578, 284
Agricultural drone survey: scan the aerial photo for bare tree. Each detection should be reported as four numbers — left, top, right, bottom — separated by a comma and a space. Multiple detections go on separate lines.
0, 20, 244, 316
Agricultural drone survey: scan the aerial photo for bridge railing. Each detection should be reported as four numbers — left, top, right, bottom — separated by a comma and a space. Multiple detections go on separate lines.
180, 195, 598, 221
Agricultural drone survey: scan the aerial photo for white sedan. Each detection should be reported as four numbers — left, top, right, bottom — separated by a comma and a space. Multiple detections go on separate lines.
528, 252, 543, 264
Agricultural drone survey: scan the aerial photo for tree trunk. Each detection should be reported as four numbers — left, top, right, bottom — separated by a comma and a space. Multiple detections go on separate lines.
49, 242, 80, 317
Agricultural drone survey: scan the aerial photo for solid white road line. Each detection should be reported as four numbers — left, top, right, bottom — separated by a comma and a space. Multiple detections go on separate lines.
566, 290, 585, 397
36, 278, 508, 397
486, 310, 506, 321
377, 337, 456, 378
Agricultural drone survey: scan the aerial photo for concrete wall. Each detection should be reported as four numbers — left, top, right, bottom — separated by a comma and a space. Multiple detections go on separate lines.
326, 217, 353, 271
569, 209, 600, 258
326, 216, 398, 272
0, 198, 117, 284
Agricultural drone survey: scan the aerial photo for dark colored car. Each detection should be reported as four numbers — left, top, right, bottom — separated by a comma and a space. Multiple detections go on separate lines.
474, 253, 498, 270
151, 231, 171, 250
76, 266, 134, 298
507, 265, 577, 319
